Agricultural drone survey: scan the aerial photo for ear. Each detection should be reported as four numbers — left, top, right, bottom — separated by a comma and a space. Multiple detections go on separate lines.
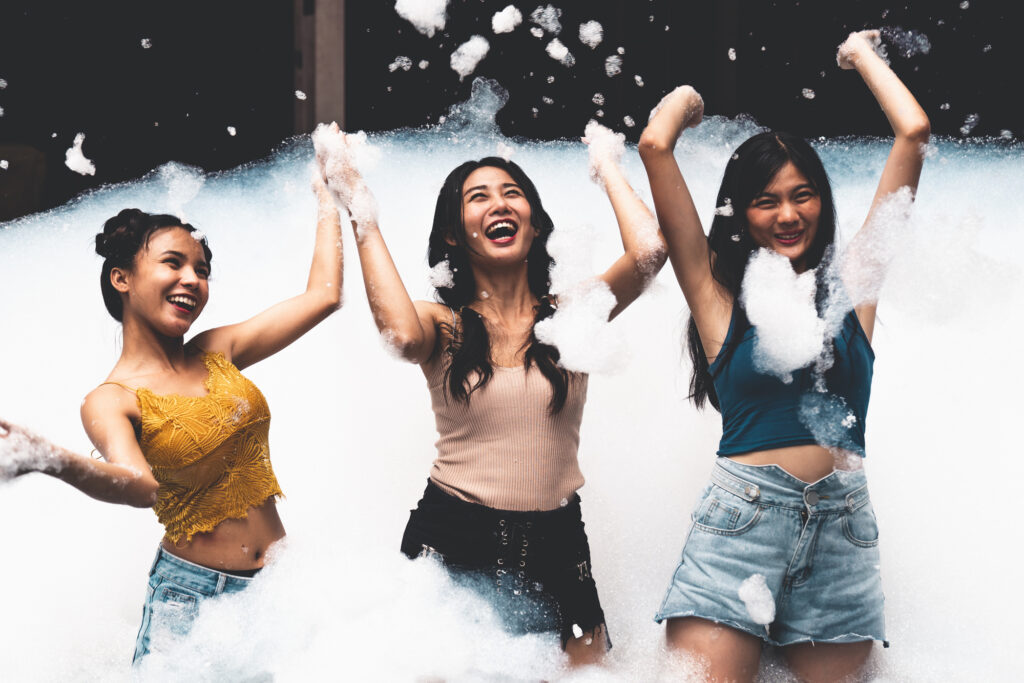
110, 267, 131, 294
444, 232, 457, 247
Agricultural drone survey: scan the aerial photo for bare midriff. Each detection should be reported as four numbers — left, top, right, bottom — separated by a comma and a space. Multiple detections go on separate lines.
728, 444, 860, 484
160, 498, 285, 571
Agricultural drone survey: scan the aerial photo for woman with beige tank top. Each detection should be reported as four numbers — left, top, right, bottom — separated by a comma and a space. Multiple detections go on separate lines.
314, 123, 666, 666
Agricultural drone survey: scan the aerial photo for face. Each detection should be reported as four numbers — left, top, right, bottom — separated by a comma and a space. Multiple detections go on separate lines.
115, 227, 210, 336
453, 166, 536, 267
744, 161, 821, 273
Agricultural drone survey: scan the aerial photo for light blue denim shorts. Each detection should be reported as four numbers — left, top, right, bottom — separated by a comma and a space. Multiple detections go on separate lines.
655, 458, 887, 647
132, 547, 256, 664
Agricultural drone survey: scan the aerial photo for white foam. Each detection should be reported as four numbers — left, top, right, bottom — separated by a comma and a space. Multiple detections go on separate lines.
528, 4, 562, 35
545, 38, 574, 67
802, 88, 816, 100
155, 162, 206, 221
583, 119, 624, 186
578, 20, 603, 49
592, 93, 605, 106
394, 0, 448, 37
450, 35, 490, 81
0, 160, 7, 171
882, 26, 932, 58
428, 260, 454, 289
604, 54, 622, 77
294, 90, 307, 100
388, 56, 413, 72
491, 5, 522, 34
64, 133, 96, 176
961, 113, 980, 136
534, 278, 624, 373
634, 75, 644, 87
740, 249, 825, 384
311, 125, 380, 236
728, 47, 737, 61
738, 574, 775, 626
140, 38, 152, 49
227, 126, 237, 136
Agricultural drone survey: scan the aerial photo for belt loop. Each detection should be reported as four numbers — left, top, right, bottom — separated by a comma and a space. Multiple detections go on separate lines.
149, 547, 164, 574
216, 573, 227, 594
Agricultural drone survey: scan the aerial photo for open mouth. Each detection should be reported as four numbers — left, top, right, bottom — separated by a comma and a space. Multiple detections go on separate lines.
484, 219, 518, 244
774, 230, 804, 246
167, 294, 198, 313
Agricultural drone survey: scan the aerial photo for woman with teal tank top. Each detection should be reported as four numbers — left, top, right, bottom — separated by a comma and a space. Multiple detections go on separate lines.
638, 31, 929, 681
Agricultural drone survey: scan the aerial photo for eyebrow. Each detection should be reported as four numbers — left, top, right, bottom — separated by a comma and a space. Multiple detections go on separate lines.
463, 182, 522, 197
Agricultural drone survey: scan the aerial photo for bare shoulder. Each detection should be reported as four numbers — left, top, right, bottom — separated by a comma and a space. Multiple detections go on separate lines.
186, 328, 233, 360
81, 382, 139, 429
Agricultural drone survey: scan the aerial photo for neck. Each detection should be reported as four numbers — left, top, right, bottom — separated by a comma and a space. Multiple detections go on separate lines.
468, 262, 538, 322
118, 314, 189, 373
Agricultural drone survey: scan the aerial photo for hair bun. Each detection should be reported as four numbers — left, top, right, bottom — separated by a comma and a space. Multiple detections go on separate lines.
95, 208, 147, 259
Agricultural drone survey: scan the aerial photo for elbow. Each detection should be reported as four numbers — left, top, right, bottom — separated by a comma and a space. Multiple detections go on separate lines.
382, 329, 426, 363
902, 116, 931, 145
638, 131, 671, 159
127, 480, 160, 508
637, 243, 669, 278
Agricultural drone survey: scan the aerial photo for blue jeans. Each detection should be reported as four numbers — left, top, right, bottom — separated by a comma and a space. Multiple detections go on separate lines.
132, 547, 256, 664
656, 458, 887, 646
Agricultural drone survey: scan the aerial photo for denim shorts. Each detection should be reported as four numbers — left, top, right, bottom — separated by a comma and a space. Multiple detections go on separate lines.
132, 547, 257, 664
655, 458, 887, 647
401, 479, 609, 649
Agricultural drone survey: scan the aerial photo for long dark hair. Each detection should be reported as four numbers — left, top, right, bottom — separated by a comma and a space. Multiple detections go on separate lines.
95, 208, 212, 322
689, 132, 837, 410
427, 157, 571, 414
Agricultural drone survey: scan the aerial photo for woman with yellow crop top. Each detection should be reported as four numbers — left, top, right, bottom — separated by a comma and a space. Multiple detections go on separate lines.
638, 32, 929, 681
0, 141, 344, 664
314, 123, 666, 666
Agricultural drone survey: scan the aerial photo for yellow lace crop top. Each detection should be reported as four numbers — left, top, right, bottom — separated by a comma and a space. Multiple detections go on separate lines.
107, 352, 282, 543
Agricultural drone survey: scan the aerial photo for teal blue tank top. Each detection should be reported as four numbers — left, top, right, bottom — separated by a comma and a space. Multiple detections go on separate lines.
709, 305, 874, 456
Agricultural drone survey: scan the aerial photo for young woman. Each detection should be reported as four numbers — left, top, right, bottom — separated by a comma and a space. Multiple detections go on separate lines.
638, 31, 929, 681
0, 173, 343, 664
317, 127, 665, 666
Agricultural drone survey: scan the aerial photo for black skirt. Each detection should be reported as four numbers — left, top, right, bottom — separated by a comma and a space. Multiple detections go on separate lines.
401, 479, 609, 648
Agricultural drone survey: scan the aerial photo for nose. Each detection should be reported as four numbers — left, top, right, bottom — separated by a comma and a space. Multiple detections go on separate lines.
180, 266, 200, 287
777, 201, 798, 224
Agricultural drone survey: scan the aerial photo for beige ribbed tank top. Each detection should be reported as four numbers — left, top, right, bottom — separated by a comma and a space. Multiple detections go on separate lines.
424, 351, 588, 512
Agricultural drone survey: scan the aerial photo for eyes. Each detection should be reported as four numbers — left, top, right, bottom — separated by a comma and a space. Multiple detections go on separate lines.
750, 188, 818, 210
162, 256, 210, 279
467, 187, 524, 202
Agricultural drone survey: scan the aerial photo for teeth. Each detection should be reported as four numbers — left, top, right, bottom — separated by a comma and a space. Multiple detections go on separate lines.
168, 295, 196, 309
485, 220, 517, 238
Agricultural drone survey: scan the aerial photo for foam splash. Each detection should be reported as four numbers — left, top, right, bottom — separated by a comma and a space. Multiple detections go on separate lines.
311, 125, 380, 236
534, 278, 623, 373
545, 38, 574, 67
604, 54, 623, 77
529, 5, 562, 35
881, 26, 932, 58
428, 260, 454, 289
155, 162, 205, 222
388, 56, 413, 72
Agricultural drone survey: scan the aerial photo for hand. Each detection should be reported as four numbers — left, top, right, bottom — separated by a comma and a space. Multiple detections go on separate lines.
582, 120, 625, 185
0, 419, 58, 480
837, 30, 882, 70
312, 122, 366, 206
641, 85, 704, 153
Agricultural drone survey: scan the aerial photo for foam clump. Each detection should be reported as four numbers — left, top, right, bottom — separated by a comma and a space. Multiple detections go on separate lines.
714, 198, 734, 217
428, 260, 455, 289
545, 38, 574, 67
578, 20, 603, 48
604, 55, 623, 77
798, 392, 861, 453
395, 0, 448, 37
840, 186, 915, 307
741, 249, 825, 384
534, 278, 623, 374
450, 36, 490, 81
312, 124, 380, 236
738, 574, 775, 626
64, 133, 96, 176
491, 5, 522, 34
802, 88, 816, 100
960, 113, 980, 136
837, 29, 890, 67
529, 5, 562, 35
728, 47, 737, 61
388, 56, 413, 72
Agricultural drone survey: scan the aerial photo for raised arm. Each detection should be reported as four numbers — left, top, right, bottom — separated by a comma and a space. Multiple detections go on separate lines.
1, 393, 159, 508
315, 124, 439, 364
193, 168, 344, 370
585, 122, 668, 321
838, 30, 931, 339
638, 86, 731, 348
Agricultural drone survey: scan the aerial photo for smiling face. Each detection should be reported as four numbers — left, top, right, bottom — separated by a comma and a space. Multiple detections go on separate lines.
744, 161, 822, 273
454, 166, 537, 267
115, 226, 210, 337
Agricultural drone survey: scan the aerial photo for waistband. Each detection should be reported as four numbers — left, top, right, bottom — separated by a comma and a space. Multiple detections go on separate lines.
150, 546, 258, 596
422, 478, 582, 522
712, 458, 870, 514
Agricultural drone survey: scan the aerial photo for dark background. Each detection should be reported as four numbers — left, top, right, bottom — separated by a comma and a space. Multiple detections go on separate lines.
1, 0, 1020, 222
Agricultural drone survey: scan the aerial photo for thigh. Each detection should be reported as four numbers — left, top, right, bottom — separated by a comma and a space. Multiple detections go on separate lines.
564, 624, 608, 668
666, 616, 763, 683
782, 640, 874, 682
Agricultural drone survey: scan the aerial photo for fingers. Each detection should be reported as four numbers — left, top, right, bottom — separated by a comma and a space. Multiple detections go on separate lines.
0, 419, 9, 437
